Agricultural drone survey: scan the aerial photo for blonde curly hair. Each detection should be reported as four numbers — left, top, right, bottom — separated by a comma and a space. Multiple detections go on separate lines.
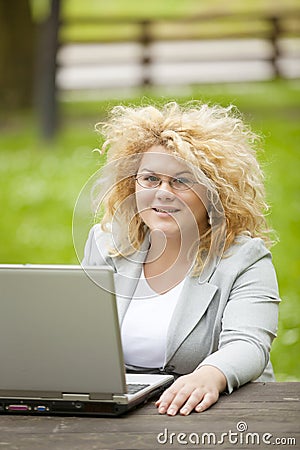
94, 101, 274, 273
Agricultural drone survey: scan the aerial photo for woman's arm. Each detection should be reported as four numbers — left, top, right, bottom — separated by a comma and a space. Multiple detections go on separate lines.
156, 251, 280, 415
197, 252, 280, 393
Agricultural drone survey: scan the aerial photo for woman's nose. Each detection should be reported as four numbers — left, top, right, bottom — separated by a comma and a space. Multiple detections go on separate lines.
155, 180, 175, 200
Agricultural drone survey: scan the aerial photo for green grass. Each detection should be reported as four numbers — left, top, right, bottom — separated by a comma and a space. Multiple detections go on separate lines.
61, 0, 299, 18
30, 0, 300, 42
1, 79, 299, 381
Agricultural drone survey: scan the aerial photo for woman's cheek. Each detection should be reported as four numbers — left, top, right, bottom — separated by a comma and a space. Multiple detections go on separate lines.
135, 189, 153, 214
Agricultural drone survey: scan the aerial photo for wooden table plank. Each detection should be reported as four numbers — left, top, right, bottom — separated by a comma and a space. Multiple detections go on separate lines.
0, 383, 299, 450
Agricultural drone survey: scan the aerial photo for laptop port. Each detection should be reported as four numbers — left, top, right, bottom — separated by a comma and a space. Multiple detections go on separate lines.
74, 402, 83, 409
35, 405, 48, 412
7, 404, 31, 411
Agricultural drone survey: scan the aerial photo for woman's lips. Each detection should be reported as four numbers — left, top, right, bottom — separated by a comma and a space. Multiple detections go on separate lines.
152, 207, 180, 214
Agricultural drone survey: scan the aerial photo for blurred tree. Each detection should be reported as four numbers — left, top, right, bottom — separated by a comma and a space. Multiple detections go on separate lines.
0, 0, 36, 109
35, 0, 60, 140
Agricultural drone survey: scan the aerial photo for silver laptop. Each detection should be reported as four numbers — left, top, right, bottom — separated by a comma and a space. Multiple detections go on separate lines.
0, 264, 173, 416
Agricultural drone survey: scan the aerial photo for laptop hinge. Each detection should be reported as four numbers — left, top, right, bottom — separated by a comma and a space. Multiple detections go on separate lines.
62, 393, 90, 401
62, 393, 116, 401
90, 392, 114, 400
112, 395, 128, 404
0, 390, 62, 399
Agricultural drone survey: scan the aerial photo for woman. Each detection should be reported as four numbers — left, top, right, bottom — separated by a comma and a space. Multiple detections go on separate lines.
82, 101, 280, 416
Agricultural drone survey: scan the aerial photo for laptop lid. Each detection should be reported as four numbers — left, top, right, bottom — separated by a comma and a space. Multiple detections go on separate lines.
0, 264, 128, 399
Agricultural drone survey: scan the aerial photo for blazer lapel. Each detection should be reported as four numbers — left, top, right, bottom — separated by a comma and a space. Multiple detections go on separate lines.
114, 235, 150, 324
165, 278, 218, 363
112, 233, 218, 361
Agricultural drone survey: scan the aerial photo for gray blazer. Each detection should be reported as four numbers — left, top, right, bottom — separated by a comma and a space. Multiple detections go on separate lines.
82, 225, 280, 393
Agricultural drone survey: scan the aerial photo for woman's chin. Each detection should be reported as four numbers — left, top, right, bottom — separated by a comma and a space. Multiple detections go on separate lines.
150, 225, 181, 240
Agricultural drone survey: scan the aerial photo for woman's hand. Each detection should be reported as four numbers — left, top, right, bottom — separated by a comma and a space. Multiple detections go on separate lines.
155, 365, 227, 416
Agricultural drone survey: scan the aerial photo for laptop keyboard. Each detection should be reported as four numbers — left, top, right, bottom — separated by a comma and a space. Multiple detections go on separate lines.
126, 383, 150, 395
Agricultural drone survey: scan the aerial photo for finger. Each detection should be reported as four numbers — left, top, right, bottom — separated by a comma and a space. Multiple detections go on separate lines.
179, 389, 205, 416
195, 391, 219, 413
165, 387, 195, 416
155, 385, 180, 414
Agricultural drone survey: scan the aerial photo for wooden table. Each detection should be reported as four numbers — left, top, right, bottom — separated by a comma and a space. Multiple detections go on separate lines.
0, 382, 299, 449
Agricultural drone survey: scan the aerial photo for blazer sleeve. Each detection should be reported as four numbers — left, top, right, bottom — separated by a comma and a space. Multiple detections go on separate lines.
197, 247, 280, 393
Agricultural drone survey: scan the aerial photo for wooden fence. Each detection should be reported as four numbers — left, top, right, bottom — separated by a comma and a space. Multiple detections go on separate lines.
35, 4, 300, 139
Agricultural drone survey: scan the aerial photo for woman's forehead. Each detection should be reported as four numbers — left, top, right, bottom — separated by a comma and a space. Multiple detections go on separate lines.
138, 148, 192, 176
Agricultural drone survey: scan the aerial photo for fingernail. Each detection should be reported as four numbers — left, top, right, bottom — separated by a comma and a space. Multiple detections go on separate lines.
180, 407, 189, 416
158, 407, 166, 414
167, 407, 176, 416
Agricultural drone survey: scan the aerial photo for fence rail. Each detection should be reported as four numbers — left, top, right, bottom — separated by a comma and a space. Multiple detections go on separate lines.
36, 7, 300, 139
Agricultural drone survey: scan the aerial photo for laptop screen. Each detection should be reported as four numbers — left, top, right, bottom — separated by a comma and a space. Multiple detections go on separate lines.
0, 265, 127, 397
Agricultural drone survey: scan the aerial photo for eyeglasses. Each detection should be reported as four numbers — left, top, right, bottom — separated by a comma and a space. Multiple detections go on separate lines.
135, 174, 197, 191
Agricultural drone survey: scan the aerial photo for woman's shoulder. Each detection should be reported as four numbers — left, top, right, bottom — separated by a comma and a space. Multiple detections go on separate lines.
220, 235, 273, 274
88, 223, 114, 247
228, 234, 271, 257
82, 224, 114, 266
212, 235, 279, 297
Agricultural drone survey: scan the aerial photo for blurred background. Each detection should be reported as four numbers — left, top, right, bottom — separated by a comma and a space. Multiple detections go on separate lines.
0, 0, 299, 381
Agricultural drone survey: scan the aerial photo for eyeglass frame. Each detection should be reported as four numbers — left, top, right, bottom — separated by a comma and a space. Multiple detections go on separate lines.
135, 173, 198, 191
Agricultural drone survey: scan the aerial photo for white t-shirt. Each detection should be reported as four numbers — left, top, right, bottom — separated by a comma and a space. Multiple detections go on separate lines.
121, 269, 185, 368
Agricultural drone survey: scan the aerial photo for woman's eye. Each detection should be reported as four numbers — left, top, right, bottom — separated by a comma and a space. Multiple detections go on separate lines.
174, 177, 189, 185
146, 175, 159, 182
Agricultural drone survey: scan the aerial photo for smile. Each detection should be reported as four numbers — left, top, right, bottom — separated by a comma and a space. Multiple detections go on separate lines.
152, 207, 180, 213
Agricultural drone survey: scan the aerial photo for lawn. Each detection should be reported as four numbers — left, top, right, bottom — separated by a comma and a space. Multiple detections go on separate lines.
31, 0, 300, 43
61, 0, 299, 18
0, 79, 299, 381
